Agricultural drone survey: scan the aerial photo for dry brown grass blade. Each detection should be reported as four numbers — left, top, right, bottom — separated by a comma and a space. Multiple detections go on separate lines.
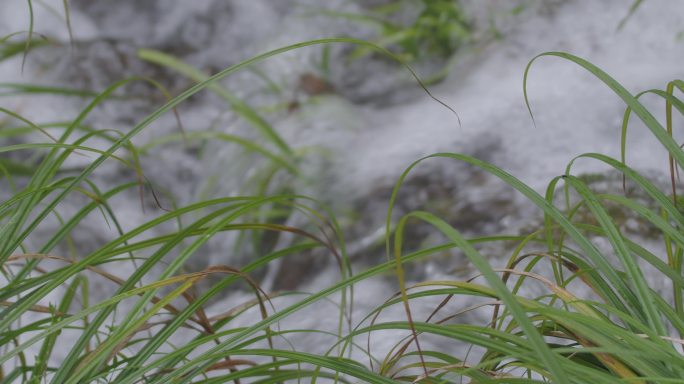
492, 268, 643, 383
489, 251, 602, 330
0, 300, 65, 316
7, 253, 190, 321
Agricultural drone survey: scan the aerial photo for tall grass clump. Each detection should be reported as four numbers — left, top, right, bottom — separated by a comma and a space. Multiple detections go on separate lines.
2, 14, 684, 384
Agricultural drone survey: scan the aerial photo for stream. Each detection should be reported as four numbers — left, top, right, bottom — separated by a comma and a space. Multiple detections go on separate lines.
1, 0, 683, 373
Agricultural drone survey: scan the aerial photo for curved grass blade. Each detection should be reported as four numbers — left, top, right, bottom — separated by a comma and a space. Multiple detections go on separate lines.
524, 52, 684, 170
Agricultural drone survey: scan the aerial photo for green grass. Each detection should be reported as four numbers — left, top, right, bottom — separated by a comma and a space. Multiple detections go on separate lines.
318, 0, 471, 64
2, 6, 684, 383
312, 0, 473, 85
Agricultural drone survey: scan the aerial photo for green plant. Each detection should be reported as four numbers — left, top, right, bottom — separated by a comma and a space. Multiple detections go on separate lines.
3, 5, 684, 383
318, 0, 471, 64
0, 35, 435, 383
377, 54, 684, 382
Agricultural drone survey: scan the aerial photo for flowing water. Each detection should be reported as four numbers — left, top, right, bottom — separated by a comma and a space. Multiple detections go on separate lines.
2, 0, 684, 374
